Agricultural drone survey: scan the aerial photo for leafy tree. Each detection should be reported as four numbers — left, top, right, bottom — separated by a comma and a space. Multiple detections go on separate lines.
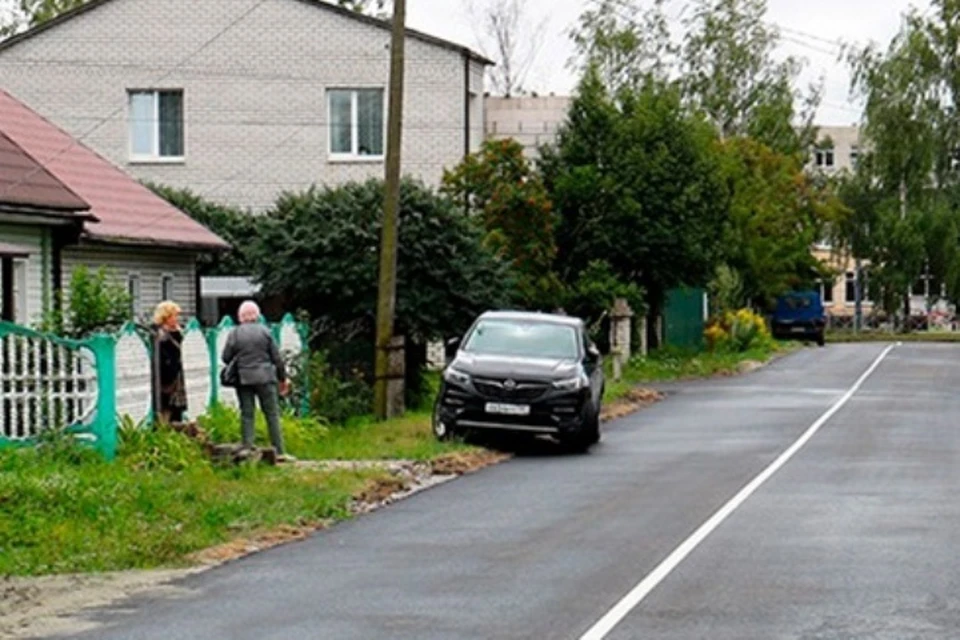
147, 184, 258, 277
442, 138, 562, 309
707, 264, 746, 316
541, 68, 726, 326
569, 0, 675, 92
251, 178, 511, 346
564, 259, 645, 332
717, 137, 839, 308
849, 6, 945, 324
681, 0, 819, 157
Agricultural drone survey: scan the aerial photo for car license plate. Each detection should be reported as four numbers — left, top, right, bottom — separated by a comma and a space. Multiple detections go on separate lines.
791, 326, 807, 333
485, 403, 531, 416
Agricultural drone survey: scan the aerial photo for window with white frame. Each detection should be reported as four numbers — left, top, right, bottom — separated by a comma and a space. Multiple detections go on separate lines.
128, 90, 184, 160
128, 274, 142, 318
161, 274, 174, 301
850, 146, 860, 168
328, 88, 385, 159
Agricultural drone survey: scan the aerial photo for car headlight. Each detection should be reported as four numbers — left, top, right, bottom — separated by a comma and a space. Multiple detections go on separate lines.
443, 367, 471, 387
553, 372, 589, 392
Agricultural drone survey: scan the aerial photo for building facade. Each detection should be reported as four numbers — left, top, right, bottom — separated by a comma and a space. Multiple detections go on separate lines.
484, 95, 571, 158
0, 0, 488, 211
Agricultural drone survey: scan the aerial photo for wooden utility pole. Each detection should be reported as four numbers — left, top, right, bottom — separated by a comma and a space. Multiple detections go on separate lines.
373, 0, 406, 420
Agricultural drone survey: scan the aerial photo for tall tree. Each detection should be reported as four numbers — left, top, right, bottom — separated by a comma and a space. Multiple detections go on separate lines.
465, 0, 548, 97
849, 7, 943, 326
718, 137, 840, 309
681, 0, 819, 157
569, 0, 676, 93
442, 138, 562, 309
541, 68, 727, 326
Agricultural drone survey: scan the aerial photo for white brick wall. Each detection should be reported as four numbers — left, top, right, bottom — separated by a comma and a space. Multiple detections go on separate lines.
485, 95, 572, 159
0, 0, 486, 211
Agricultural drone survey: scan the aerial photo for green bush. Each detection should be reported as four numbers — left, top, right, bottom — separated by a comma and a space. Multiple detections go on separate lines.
296, 351, 372, 426
40, 266, 132, 337
704, 309, 773, 353
148, 183, 260, 277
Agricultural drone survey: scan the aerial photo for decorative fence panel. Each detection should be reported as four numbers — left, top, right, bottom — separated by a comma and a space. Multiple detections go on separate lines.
181, 320, 213, 420
115, 326, 152, 426
213, 318, 239, 410
0, 322, 114, 457
0, 314, 307, 459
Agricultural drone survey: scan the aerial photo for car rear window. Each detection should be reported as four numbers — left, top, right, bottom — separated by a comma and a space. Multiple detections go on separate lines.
463, 320, 580, 360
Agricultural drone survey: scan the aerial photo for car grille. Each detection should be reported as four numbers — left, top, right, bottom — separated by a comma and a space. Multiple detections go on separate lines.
473, 378, 550, 402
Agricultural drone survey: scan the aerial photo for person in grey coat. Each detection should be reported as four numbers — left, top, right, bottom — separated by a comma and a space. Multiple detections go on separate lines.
222, 300, 293, 461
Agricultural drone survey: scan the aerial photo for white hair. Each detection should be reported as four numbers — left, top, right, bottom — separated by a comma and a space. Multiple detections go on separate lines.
238, 300, 261, 324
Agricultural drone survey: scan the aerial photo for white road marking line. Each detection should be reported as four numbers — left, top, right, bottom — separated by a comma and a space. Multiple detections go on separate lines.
578, 343, 898, 640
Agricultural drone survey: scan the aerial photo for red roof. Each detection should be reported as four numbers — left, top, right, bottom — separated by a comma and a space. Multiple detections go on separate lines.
0, 90, 228, 251
0, 131, 90, 213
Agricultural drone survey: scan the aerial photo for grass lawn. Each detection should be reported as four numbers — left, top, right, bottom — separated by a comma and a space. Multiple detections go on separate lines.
0, 440, 388, 576
0, 399, 472, 577
603, 342, 797, 403
827, 330, 960, 343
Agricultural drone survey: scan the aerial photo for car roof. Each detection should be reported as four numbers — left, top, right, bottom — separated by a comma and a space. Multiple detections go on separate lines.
478, 310, 584, 327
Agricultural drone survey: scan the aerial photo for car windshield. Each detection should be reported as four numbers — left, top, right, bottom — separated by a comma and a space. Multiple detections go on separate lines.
463, 319, 580, 360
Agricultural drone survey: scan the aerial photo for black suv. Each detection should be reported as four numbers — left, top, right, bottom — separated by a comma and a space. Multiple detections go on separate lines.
433, 311, 605, 451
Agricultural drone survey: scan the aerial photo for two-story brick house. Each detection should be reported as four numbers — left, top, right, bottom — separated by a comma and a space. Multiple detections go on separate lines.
0, 0, 489, 212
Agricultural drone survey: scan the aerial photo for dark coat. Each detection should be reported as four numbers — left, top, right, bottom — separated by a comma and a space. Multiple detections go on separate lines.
222, 323, 287, 387
158, 329, 184, 389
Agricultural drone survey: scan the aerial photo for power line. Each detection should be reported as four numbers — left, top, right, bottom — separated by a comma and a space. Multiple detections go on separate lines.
780, 35, 843, 59
0, 0, 271, 200
584, 0, 858, 56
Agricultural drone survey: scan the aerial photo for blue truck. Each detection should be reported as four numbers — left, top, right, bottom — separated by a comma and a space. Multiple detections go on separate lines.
771, 291, 826, 347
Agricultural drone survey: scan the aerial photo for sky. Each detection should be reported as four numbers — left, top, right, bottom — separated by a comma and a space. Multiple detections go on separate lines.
406, 0, 932, 126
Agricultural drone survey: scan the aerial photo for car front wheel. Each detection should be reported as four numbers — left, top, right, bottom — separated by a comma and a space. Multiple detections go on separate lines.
432, 402, 457, 441
561, 404, 601, 453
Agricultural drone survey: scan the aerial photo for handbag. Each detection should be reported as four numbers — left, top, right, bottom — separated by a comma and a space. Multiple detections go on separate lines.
220, 357, 239, 388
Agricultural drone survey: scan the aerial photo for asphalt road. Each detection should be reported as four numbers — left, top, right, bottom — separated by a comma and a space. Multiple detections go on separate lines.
55, 342, 960, 640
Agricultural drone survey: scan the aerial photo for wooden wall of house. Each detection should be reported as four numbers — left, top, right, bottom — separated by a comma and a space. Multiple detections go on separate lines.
61, 244, 199, 323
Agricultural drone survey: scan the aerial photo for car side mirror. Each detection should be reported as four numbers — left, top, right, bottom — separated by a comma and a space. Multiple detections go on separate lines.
445, 337, 461, 363
587, 344, 601, 361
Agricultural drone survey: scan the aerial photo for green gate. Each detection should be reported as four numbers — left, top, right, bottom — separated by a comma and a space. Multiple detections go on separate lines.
663, 288, 706, 350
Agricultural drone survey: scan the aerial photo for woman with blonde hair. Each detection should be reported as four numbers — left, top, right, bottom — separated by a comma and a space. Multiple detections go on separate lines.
154, 301, 187, 423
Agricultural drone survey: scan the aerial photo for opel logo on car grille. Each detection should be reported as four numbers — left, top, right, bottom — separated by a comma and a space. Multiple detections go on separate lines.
503, 379, 517, 390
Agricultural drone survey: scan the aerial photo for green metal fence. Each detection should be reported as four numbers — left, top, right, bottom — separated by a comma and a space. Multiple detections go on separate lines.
0, 314, 308, 459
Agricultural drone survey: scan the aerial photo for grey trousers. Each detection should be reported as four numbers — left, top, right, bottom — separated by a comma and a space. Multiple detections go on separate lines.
237, 384, 285, 455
